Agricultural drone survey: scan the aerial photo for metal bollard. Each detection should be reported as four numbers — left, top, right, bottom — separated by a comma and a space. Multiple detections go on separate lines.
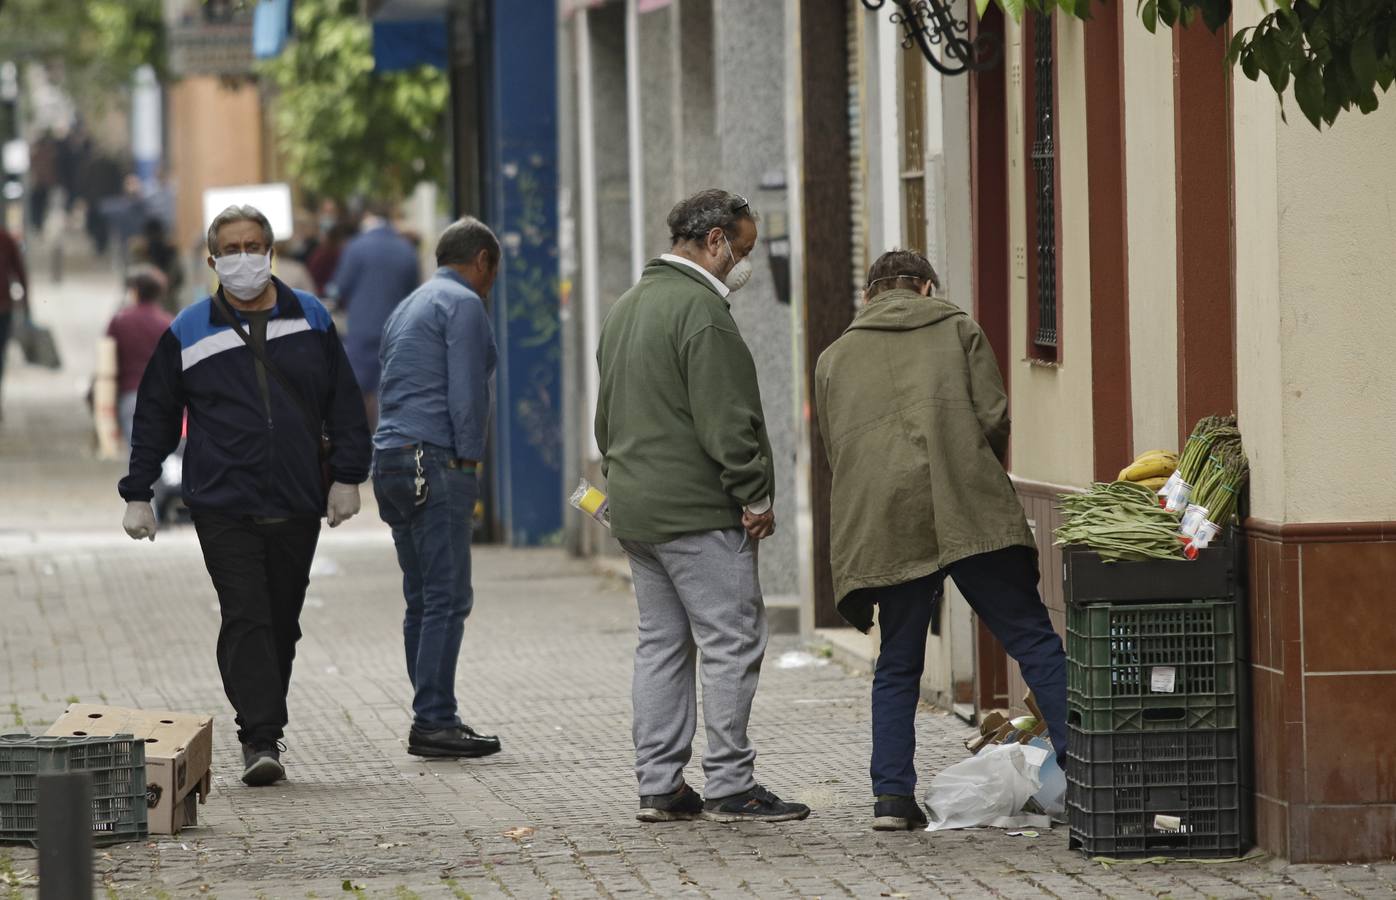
37, 771, 93, 900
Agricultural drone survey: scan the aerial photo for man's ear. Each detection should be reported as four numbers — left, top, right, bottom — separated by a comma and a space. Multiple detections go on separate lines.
206, 255, 217, 272
920, 280, 934, 297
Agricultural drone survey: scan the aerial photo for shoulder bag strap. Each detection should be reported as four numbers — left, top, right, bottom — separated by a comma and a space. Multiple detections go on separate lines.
212, 291, 326, 441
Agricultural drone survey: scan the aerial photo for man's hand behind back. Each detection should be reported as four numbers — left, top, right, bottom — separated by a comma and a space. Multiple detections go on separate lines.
742, 508, 775, 541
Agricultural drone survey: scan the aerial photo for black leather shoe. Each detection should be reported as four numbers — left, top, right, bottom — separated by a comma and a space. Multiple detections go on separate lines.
637, 782, 703, 823
408, 724, 502, 758
872, 794, 928, 831
241, 741, 286, 786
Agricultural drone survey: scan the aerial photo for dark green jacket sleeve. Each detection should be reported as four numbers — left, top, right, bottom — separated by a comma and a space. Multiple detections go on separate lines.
593, 347, 609, 479
681, 324, 774, 507
961, 318, 1011, 463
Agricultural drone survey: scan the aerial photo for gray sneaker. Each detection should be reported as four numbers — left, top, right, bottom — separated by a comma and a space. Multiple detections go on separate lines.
241, 741, 286, 786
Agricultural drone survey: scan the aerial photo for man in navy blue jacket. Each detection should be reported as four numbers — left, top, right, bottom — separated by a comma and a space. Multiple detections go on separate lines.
119, 205, 371, 787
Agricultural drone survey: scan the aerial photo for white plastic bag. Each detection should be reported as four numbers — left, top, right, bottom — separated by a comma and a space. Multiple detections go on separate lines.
923, 742, 1052, 831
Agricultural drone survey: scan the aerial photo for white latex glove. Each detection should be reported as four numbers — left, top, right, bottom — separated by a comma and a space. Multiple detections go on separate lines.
123, 501, 157, 542
326, 481, 360, 528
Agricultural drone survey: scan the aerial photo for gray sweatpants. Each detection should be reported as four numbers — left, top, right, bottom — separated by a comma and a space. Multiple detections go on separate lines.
620, 528, 769, 800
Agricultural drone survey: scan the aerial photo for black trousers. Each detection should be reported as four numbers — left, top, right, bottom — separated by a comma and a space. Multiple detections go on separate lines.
193, 511, 321, 745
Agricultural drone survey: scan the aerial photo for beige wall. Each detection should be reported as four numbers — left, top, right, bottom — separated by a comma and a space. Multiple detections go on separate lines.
168, 77, 266, 253
1122, 18, 1180, 454
1004, 17, 1095, 488
1232, 1, 1396, 524
1230, 0, 1286, 522
1273, 106, 1396, 522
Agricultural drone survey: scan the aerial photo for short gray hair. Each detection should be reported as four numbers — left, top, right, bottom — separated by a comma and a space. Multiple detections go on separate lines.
667, 189, 758, 244
206, 205, 275, 256
436, 216, 500, 267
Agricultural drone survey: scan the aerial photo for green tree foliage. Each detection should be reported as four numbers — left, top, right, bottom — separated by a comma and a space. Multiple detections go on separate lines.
259, 0, 449, 202
0, 0, 166, 100
981, 0, 1396, 129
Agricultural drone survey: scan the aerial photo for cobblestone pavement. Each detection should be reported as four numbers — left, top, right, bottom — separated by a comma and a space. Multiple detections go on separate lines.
2, 268, 1393, 898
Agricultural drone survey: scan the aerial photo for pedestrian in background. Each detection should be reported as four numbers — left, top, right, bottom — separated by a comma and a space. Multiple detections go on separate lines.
814, 249, 1068, 832
372, 216, 502, 760
106, 264, 172, 445
0, 222, 28, 422
308, 222, 353, 297
273, 240, 316, 294
129, 217, 184, 313
118, 205, 371, 787
595, 189, 808, 824
331, 202, 420, 429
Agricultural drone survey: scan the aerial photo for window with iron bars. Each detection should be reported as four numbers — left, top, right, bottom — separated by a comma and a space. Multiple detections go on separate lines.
1025, 10, 1059, 360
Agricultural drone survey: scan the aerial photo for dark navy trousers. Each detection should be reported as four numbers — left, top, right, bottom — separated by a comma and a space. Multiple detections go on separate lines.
868, 545, 1068, 797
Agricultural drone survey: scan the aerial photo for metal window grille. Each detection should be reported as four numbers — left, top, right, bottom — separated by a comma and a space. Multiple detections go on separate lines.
1030, 11, 1058, 349
849, 0, 868, 304
901, 43, 928, 255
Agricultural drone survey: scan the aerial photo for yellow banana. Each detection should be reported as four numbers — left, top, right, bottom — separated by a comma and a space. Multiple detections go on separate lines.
1136, 475, 1170, 492
1118, 450, 1178, 482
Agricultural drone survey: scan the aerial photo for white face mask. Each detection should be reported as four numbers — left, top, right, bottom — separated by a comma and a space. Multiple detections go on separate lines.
721, 233, 754, 293
215, 252, 273, 302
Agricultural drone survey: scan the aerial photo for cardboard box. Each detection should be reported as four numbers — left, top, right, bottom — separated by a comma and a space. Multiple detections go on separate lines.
47, 704, 213, 835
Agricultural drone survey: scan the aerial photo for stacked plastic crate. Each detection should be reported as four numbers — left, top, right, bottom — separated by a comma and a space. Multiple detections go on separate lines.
1062, 538, 1251, 858
0, 733, 149, 847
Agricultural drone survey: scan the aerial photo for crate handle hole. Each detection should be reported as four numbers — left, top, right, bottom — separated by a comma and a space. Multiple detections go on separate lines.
1143, 708, 1186, 722
72, 731, 87, 736
159, 720, 174, 725
144, 738, 158, 744
87, 713, 103, 719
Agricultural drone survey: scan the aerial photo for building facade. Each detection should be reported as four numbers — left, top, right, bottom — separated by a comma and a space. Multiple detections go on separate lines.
558, 0, 1396, 862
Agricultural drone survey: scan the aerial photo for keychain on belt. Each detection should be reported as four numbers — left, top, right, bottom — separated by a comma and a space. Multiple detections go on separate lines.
413, 446, 429, 506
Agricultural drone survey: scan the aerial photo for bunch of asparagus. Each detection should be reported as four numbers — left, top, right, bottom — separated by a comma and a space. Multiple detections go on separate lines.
1191, 441, 1249, 527
1176, 415, 1239, 487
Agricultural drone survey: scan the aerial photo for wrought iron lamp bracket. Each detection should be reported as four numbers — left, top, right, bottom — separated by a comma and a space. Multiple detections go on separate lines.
860, 0, 1002, 76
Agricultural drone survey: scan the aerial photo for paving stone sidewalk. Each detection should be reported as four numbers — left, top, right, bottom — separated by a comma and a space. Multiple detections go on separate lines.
1, 534, 1391, 900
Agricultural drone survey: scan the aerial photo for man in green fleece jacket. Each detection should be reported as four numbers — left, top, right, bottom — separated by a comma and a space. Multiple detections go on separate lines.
815, 249, 1068, 832
595, 189, 809, 825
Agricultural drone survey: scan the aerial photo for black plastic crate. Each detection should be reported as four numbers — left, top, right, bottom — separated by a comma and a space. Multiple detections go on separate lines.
1067, 727, 1243, 795
1067, 600, 1240, 732
1066, 727, 1249, 858
0, 734, 148, 847
1068, 798, 1243, 858
1064, 531, 1242, 605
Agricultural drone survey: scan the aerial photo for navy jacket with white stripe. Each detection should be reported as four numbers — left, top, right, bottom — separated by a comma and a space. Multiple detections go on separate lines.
119, 278, 371, 518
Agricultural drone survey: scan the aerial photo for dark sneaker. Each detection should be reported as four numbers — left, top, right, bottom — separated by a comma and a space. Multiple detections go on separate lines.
873, 794, 928, 831
637, 782, 703, 823
408, 724, 502, 759
702, 784, 811, 823
241, 741, 286, 787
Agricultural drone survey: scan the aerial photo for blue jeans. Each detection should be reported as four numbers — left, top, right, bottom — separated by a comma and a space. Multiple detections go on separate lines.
372, 444, 478, 731
868, 546, 1068, 797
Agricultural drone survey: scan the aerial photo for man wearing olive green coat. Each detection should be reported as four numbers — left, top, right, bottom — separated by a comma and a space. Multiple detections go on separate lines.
595, 189, 809, 825
814, 249, 1067, 832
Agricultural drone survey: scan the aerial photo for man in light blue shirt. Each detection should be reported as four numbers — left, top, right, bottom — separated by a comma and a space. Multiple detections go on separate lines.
373, 217, 501, 759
